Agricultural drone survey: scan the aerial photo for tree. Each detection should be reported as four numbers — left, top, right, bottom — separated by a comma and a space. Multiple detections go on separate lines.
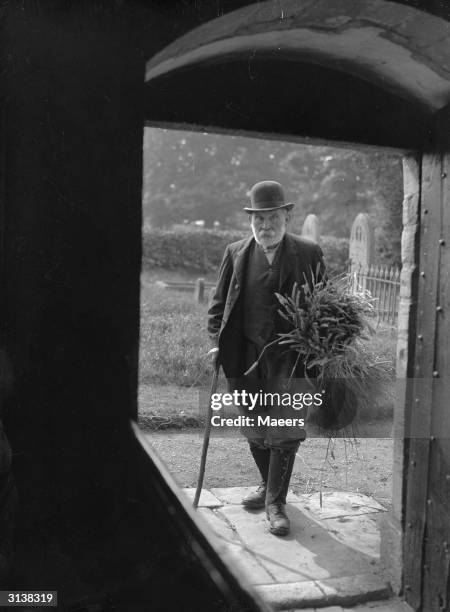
142, 128, 403, 265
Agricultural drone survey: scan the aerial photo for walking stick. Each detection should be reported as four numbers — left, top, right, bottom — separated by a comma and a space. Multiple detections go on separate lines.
193, 360, 220, 509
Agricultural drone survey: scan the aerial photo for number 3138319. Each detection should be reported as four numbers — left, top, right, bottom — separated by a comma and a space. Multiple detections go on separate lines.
7, 593, 54, 604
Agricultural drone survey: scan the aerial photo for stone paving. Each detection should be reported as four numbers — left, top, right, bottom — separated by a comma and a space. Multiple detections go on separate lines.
295, 601, 412, 612
185, 486, 399, 610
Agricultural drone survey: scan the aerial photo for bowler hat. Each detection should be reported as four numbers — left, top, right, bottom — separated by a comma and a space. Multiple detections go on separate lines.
244, 180, 294, 213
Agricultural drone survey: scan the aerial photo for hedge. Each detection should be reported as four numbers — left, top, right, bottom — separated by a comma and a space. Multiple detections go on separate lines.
142, 227, 349, 276
320, 235, 350, 277
142, 227, 247, 273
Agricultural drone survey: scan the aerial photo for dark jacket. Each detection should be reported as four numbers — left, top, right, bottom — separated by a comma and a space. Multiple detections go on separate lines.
207, 233, 326, 378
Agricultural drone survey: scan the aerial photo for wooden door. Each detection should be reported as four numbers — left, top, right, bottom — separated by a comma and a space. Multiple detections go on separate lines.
404, 106, 450, 611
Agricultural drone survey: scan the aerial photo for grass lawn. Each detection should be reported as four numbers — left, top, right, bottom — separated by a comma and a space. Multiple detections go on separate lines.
139, 278, 212, 387
138, 383, 202, 430
142, 267, 218, 284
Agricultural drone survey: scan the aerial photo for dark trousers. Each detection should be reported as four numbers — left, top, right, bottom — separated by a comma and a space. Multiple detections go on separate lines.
229, 339, 308, 449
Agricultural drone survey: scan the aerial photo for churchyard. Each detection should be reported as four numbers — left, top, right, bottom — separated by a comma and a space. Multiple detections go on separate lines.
140, 132, 402, 515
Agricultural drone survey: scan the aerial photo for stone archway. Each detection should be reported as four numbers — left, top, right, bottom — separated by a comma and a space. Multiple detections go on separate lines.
145, 0, 450, 149
146, 0, 450, 108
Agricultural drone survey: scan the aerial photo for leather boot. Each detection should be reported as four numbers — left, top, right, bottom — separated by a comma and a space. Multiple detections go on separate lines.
242, 443, 270, 509
265, 449, 296, 536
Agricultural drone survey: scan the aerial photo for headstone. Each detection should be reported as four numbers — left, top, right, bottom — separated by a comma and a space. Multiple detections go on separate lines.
208, 286, 216, 307
301, 214, 320, 243
349, 213, 375, 272
195, 278, 205, 303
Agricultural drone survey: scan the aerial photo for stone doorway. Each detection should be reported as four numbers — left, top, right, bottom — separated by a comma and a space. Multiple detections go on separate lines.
143, 2, 450, 609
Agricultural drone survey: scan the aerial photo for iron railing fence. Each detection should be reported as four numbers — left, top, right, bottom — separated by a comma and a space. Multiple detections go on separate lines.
349, 264, 401, 325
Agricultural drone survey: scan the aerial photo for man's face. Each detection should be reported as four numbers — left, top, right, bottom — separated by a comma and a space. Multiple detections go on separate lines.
250, 209, 289, 248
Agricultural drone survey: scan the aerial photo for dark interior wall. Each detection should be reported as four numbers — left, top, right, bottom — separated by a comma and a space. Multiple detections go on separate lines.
3, 5, 144, 415
2, 0, 146, 597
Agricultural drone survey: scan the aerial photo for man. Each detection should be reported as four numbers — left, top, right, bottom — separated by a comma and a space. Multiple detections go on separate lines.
207, 180, 326, 536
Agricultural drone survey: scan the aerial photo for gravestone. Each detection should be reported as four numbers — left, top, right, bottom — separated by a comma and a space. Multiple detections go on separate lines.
195, 277, 205, 303
301, 214, 321, 243
349, 213, 375, 272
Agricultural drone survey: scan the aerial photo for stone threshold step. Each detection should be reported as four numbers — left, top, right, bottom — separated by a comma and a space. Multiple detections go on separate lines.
291, 601, 412, 612
255, 573, 391, 610
290, 599, 413, 612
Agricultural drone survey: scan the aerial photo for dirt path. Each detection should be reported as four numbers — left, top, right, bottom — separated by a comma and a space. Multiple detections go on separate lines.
139, 383, 394, 509
145, 430, 393, 510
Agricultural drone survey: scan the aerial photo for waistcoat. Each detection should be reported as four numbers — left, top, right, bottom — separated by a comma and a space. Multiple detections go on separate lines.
242, 239, 283, 347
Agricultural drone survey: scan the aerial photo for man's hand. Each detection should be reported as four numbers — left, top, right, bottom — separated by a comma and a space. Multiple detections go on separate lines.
207, 347, 219, 368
